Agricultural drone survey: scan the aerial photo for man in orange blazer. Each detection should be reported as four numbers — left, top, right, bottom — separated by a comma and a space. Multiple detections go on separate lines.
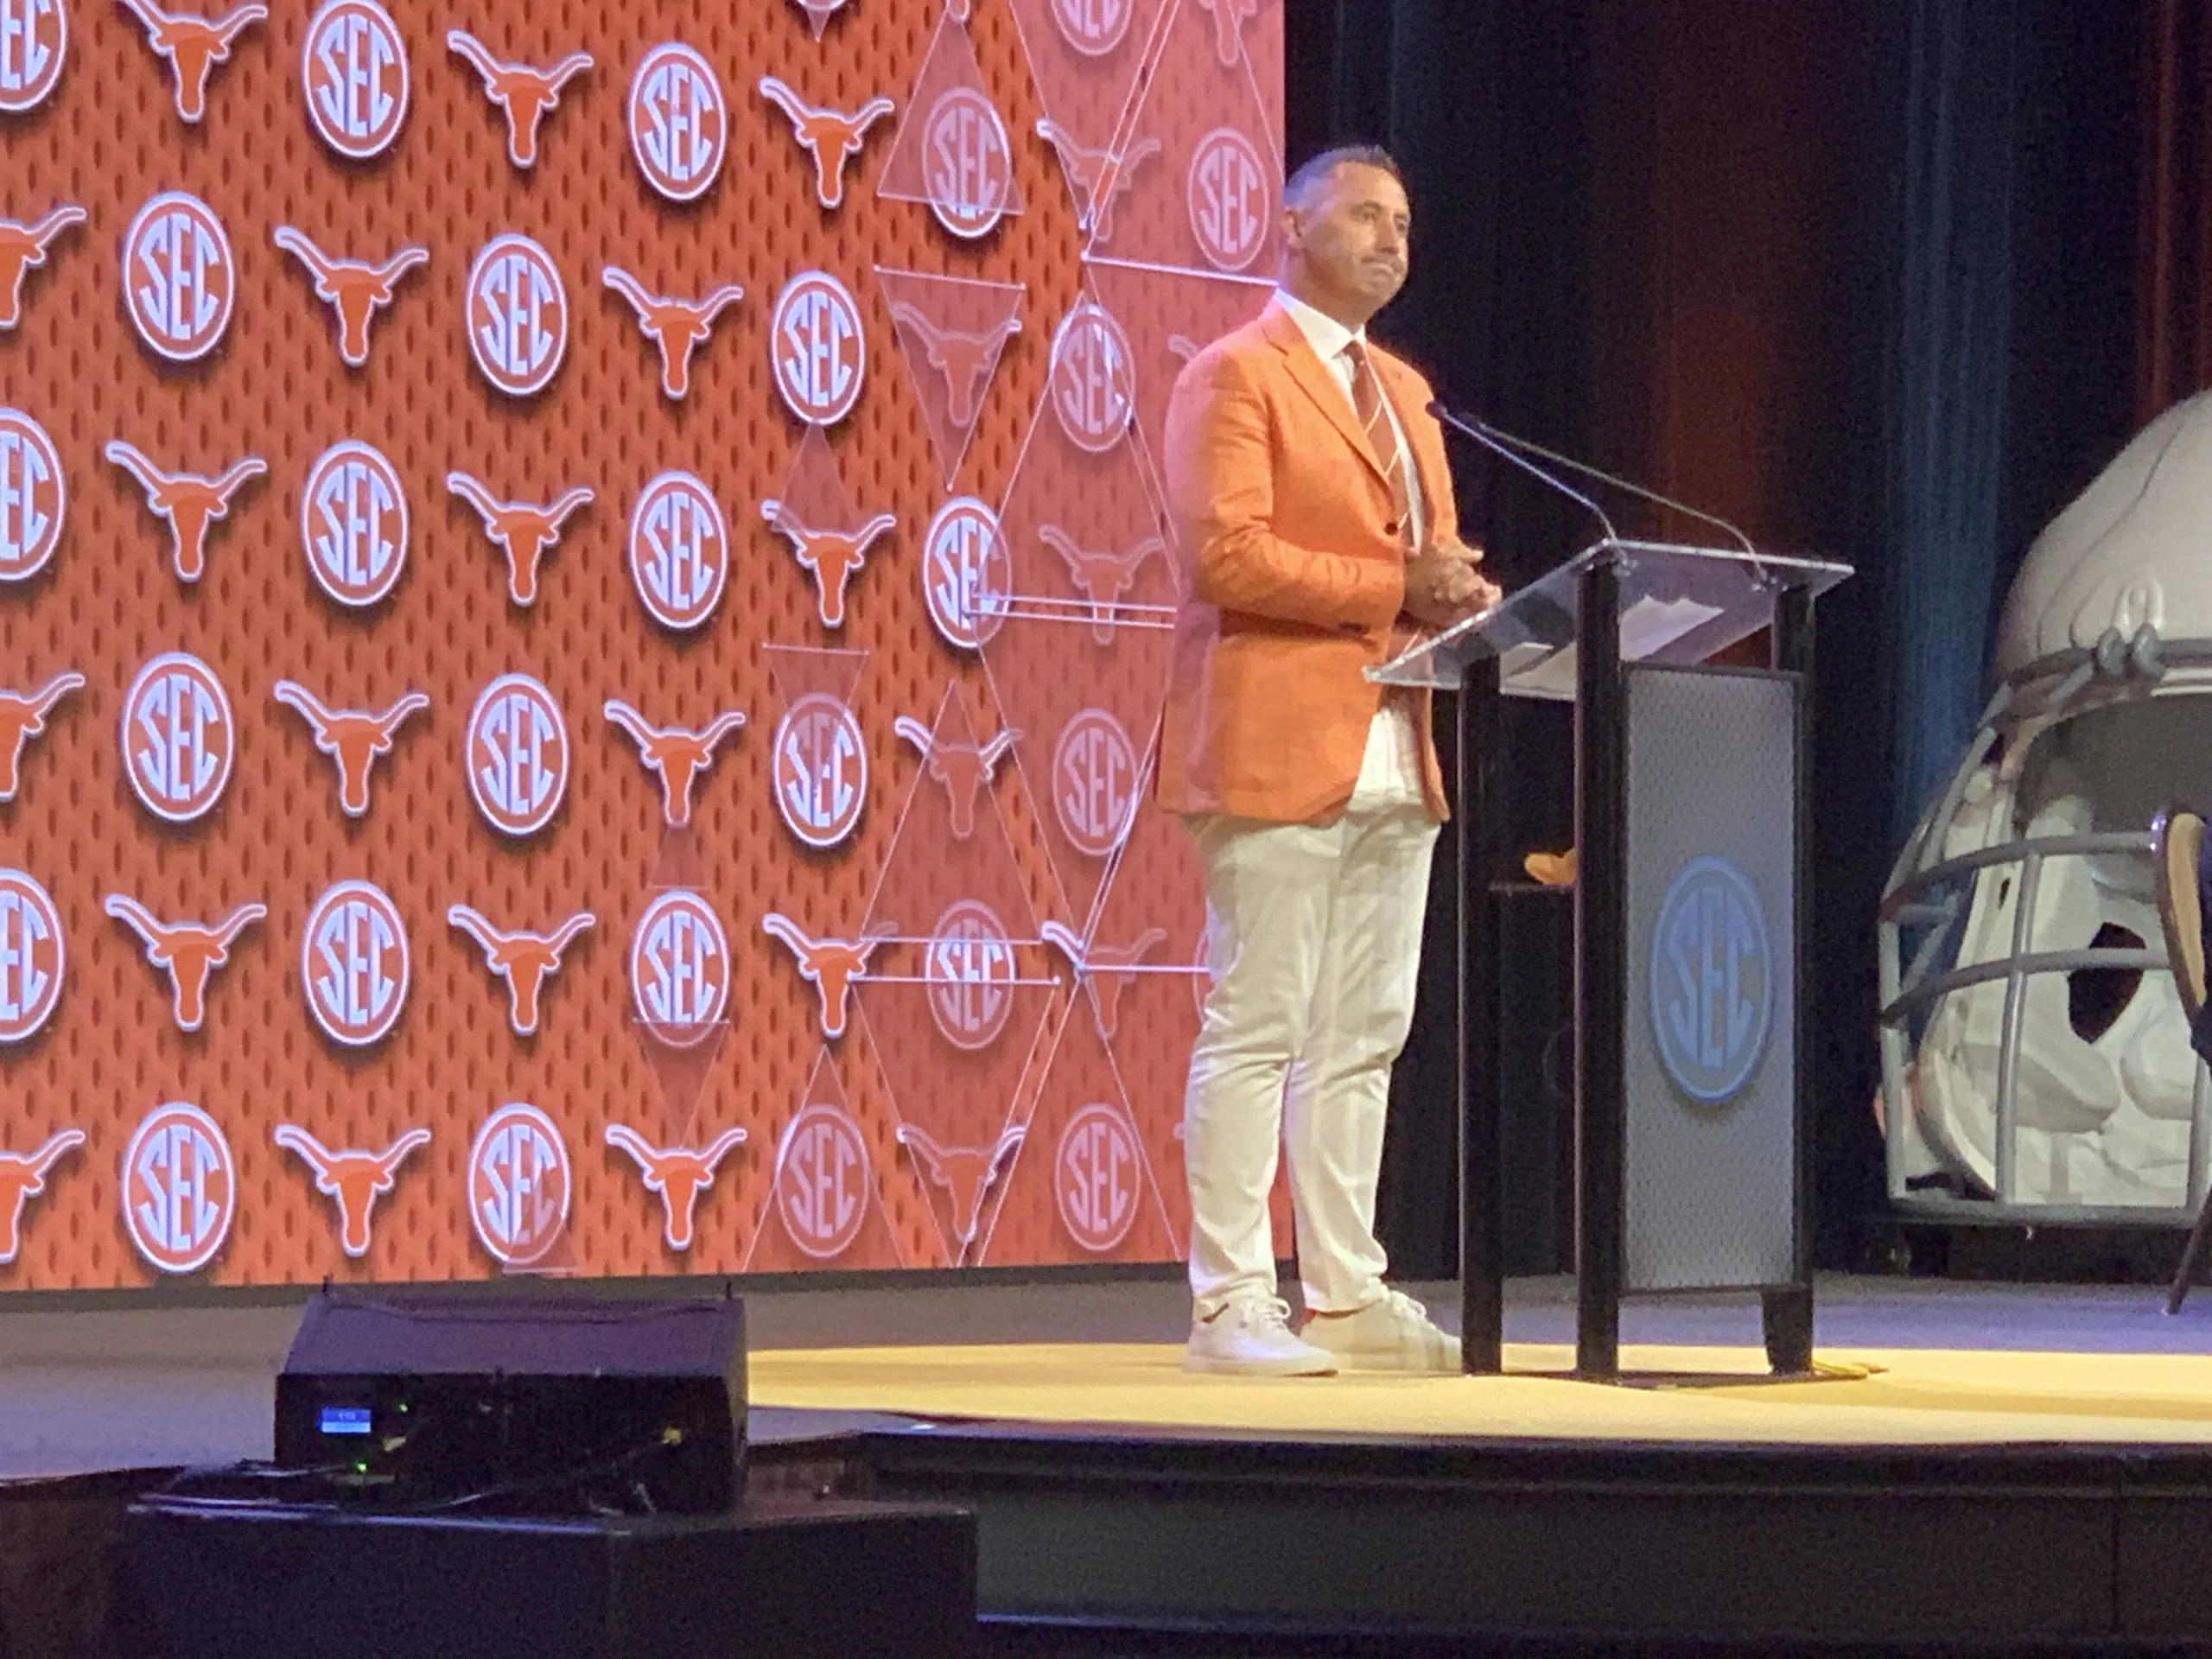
1158, 144, 1497, 1376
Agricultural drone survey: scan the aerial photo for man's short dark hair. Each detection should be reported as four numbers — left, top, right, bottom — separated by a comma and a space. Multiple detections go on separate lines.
1283, 143, 1405, 211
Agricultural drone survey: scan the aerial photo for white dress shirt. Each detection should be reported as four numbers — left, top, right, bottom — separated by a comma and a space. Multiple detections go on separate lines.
1267, 289, 1426, 809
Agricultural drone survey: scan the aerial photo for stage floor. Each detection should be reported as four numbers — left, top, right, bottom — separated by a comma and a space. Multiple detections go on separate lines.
8, 1273, 2212, 1477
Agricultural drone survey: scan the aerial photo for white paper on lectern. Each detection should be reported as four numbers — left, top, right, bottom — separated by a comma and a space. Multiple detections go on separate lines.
1497, 594, 1725, 698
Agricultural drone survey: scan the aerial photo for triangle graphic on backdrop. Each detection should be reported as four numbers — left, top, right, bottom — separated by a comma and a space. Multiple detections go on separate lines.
875, 5, 1026, 238
1003, 0, 1176, 239
759, 427, 898, 632
875, 266, 1027, 488
742, 1045, 908, 1270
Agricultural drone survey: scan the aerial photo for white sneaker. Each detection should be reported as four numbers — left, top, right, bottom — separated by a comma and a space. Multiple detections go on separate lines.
1184, 1297, 1338, 1376
1300, 1288, 1460, 1373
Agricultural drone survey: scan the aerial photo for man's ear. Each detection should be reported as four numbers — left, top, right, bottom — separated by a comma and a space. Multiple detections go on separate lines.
1278, 205, 1304, 251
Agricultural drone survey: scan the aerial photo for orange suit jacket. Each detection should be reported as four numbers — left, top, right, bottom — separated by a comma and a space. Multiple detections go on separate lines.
1154, 302, 1459, 824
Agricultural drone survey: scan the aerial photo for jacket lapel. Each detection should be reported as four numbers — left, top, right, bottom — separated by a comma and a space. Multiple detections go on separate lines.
1372, 350, 1445, 537
1260, 306, 1390, 486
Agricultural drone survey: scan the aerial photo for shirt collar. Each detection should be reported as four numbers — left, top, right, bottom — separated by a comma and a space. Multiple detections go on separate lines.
1269, 288, 1363, 365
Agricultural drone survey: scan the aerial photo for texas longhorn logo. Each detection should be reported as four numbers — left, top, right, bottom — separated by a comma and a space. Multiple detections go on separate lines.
122, 191, 234, 362
921, 86, 1014, 240
1050, 0, 1134, 54
0, 408, 63, 583
1050, 300, 1135, 453
447, 906, 594, 1037
771, 270, 865, 426
1035, 120, 1161, 243
1039, 524, 1165, 645
104, 894, 264, 1032
602, 698, 746, 828
1058, 1102, 1141, 1252
123, 1102, 237, 1274
627, 471, 728, 631
774, 1100, 868, 1261
116, 0, 264, 124
921, 496, 1010, 652
301, 0, 408, 160
899, 1123, 1023, 1262
465, 673, 569, 836
270, 679, 429, 818
758, 76, 894, 210
1052, 707, 1139, 857
1195, 0, 1259, 67
894, 713, 1017, 839
272, 226, 428, 369
445, 30, 592, 169
605, 1123, 747, 1252
1041, 920, 1166, 1040
773, 691, 868, 850
1188, 126, 1271, 271
302, 880, 410, 1047
627, 41, 725, 203
0, 1128, 82, 1266
601, 266, 743, 401
0, 671, 80, 802
469, 1102, 569, 1267
629, 890, 730, 1046
0, 205, 85, 329
0, 868, 64, 1044
466, 232, 567, 397
886, 300, 1020, 427
0, 0, 64, 111
105, 441, 265, 583
301, 438, 408, 607
760, 497, 895, 630
272, 1123, 429, 1257
445, 471, 593, 607
120, 652, 234, 824
925, 899, 1017, 1052
760, 914, 893, 1040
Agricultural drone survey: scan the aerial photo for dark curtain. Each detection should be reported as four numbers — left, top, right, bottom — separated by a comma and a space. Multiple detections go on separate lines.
1285, 0, 2144, 1278
2140, 0, 2212, 421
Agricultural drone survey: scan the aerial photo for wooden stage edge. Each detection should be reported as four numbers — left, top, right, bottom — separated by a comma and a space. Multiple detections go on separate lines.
12, 1274, 2212, 1650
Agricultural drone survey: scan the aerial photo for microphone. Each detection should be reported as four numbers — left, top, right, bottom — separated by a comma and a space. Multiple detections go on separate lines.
1427, 400, 1617, 545
1427, 401, 1758, 557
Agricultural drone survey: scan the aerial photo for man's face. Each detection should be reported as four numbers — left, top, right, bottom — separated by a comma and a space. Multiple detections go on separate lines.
1283, 162, 1411, 319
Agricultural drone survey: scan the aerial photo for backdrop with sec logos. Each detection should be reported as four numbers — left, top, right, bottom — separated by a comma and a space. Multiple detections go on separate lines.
0, 0, 1290, 1289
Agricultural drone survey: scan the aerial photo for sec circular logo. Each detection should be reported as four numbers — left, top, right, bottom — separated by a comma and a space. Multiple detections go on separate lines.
301, 439, 408, 607
302, 880, 410, 1047
1050, 0, 1133, 56
775, 1101, 868, 1260
925, 898, 1015, 1052
120, 652, 234, 823
0, 408, 64, 582
772, 691, 867, 850
1052, 707, 1137, 857
923, 86, 1014, 240
628, 889, 730, 1046
1649, 855, 1774, 1107
122, 1102, 236, 1274
302, 0, 408, 160
627, 471, 727, 630
770, 270, 865, 427
1057, 1102, 1140, 1252
0, 0, 64, 112
121, 192, 235, 363
1049, 301, 1135, 454
627, 41, 725, 202
468, 1102, 570, 1266
465, 233, 567, 397
465, 673, 568, 837
1188, 127, 1271, 272
921, 497, 1010, 652
0, 868, 63, 1044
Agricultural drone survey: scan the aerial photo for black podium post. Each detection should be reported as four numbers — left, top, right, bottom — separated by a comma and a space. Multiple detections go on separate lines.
1458, 652, 1504, 1375
1762, 582, 1818, 1374
1574, 553, 1627, 1383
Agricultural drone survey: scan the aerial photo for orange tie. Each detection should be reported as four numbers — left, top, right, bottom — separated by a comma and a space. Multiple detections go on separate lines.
1344, 339, 1414, 548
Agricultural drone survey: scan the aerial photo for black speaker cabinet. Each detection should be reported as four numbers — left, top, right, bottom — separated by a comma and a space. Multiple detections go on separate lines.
273, 1292, 745, 1516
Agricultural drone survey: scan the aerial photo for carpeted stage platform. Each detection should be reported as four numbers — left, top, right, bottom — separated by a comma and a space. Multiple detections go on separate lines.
13, 1274, 2212, 1652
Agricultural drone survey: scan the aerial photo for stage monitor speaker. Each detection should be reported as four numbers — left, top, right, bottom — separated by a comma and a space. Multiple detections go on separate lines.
273, 1291, 746, 1516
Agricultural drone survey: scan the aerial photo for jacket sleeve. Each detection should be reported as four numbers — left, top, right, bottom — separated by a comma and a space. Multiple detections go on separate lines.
1164, 347, 1406, 633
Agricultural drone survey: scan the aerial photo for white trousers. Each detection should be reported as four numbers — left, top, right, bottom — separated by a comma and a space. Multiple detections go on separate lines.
1179, 767, 1438, 1318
